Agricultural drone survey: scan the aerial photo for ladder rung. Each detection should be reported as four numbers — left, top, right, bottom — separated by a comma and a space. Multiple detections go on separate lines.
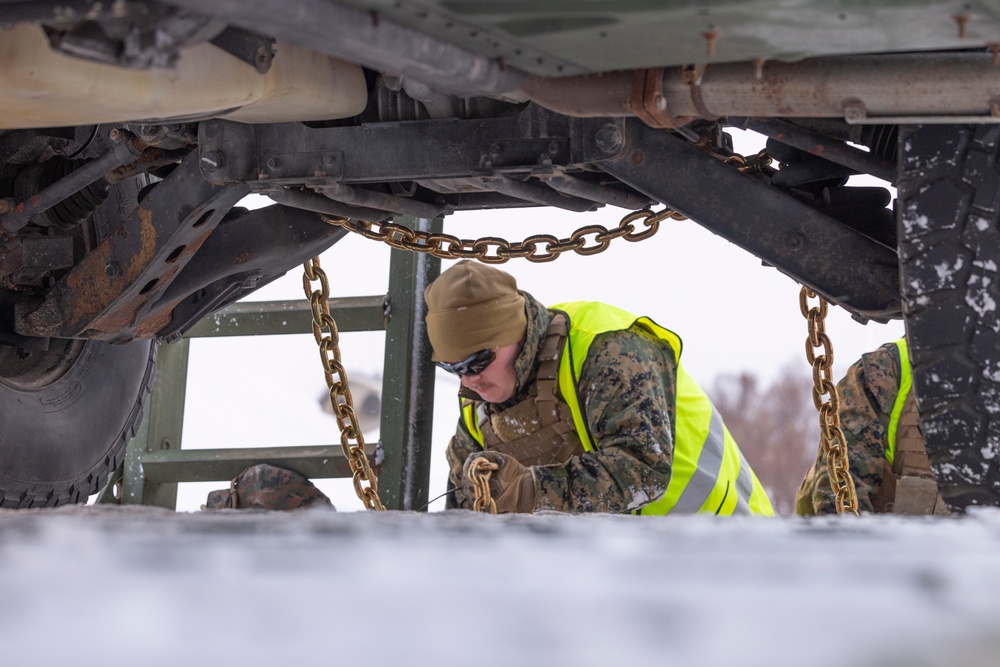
184, 296, 388, 338
140, 445, 357, 483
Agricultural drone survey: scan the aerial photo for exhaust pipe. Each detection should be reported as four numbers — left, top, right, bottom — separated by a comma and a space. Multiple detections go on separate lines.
520, 52, 1000, 126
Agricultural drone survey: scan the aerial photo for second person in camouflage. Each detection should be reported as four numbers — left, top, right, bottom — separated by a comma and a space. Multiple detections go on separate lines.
425, 260, 774, 516
795, 339, 949, 515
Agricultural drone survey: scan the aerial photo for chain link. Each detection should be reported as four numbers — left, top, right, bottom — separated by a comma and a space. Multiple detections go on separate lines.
469, 457, 499, 514
723, 149, 773, 175
799, 287, 859, 515
321, 206, 685, 264
319, 152, 774, 262
303, 256, 385, 511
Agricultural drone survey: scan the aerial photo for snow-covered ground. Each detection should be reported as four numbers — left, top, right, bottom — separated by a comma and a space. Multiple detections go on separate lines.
2, 506, 998, 666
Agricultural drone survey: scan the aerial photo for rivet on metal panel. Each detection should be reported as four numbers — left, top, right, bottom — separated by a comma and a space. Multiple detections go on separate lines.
702, 29, 719, 57
954, 13, 970, 40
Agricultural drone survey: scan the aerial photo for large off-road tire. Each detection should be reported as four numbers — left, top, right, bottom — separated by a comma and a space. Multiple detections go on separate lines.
897, 124, 1000, 510
0, 136, 156, 507
0, 338, 156, 507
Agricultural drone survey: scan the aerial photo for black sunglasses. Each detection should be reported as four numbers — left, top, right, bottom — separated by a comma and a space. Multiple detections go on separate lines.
435, 348, 497, 376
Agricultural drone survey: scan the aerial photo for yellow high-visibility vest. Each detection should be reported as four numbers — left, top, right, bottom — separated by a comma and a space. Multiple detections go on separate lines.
886, 338, 913, 466
462, 301, 774, 516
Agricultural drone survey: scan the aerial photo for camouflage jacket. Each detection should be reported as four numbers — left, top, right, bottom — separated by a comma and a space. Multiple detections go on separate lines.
445, 292, 677, 513
795, 341, 901, 514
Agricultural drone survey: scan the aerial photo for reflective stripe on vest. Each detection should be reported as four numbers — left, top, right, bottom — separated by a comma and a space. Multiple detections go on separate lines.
886, 338, 912, 467
459, 301, 773, 516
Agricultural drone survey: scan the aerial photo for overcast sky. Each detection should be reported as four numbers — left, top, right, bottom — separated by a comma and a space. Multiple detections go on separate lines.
174, 129, 903, 511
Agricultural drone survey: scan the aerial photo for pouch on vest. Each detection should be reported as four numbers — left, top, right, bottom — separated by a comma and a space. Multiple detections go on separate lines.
873, 390, 949, 515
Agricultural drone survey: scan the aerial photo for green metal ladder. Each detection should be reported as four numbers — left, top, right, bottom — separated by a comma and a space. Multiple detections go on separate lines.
97, 216, 443, 511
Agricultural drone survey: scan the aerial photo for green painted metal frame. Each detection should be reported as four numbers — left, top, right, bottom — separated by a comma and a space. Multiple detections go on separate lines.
99, 216, 442, 510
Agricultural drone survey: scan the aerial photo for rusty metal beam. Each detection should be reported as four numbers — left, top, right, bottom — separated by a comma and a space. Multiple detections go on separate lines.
14, 152, 248, 341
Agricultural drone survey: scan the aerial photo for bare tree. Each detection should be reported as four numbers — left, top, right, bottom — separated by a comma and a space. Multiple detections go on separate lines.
708, 362, 819, 514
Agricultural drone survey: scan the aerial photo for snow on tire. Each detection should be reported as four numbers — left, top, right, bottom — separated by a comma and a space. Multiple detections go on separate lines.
898, 123, 1000, 510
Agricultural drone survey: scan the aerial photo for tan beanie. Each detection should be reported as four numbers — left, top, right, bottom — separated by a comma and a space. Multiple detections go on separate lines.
424, 260, 527, 362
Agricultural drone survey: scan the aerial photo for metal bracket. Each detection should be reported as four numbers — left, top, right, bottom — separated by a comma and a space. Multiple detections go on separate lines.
627, 68, 694, 129
15, 152, 248, 340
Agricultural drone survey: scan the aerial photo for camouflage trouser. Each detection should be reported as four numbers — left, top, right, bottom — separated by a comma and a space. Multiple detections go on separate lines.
203, 464, 334, 511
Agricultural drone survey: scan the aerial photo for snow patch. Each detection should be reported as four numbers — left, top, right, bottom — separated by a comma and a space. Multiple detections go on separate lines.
902, 212, 931, 235
934, 256, 964, 282
626, 489, 651, 510
965, 278, 997, 316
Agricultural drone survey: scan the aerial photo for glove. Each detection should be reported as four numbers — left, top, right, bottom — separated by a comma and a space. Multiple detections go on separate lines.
461, 450, 536, 514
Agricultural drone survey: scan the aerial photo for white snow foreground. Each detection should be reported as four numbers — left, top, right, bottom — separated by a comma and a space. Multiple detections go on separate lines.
0, 506, 998, 667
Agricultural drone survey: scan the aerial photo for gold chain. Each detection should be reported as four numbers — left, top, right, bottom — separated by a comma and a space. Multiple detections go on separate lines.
319, 149, 771, 263
303, 256, 385, 511
723, 149, 773, 174
469, 457, 499, 514
799, 287, 859, 515
321, 207, 685, 264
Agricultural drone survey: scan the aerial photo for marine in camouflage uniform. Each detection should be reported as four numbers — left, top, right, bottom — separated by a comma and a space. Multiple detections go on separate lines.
795, 341, 948, 515
427, 261, 773, 516
444, 292, 679, 512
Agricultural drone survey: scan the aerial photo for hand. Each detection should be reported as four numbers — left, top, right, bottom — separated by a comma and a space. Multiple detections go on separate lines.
461, 451, 536, 514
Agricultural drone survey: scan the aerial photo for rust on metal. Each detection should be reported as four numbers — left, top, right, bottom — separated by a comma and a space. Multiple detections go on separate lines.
627, 68, 693, 129
133, 307, 174, 338
58, 207, 160, 335
88, 220, 217, 337
516, 71, 634, 117
108, 148, 174, 183
954, 13, 970, 39
702, 29, 719, 57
